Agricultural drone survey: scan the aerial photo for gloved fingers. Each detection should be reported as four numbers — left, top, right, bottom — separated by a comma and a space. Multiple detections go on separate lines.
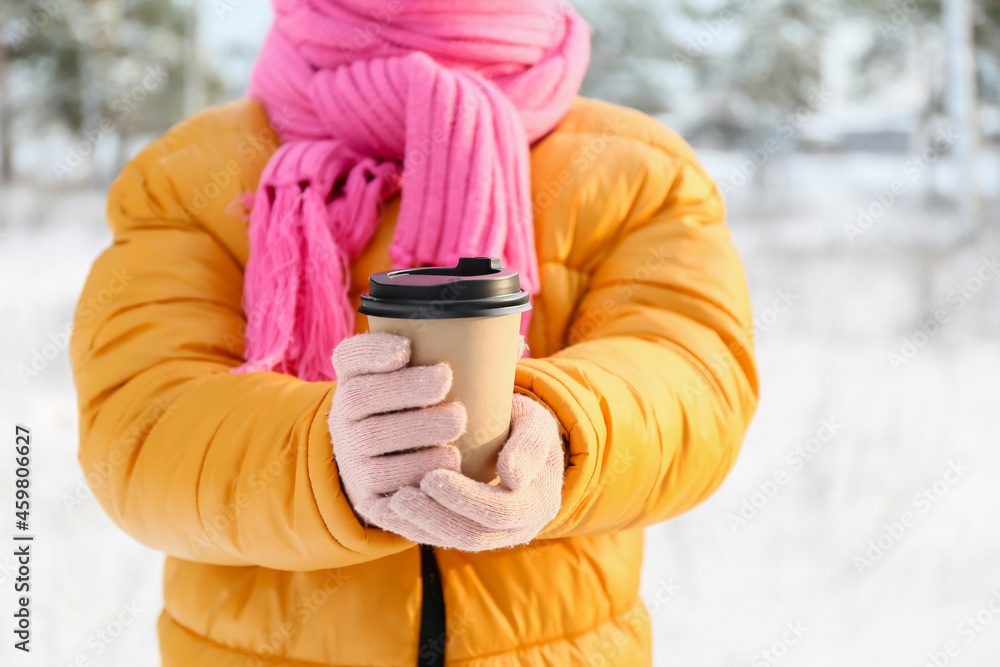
418, 466, 562, 531
381, 489, 541, 550
332, 332, 410, 381
351, 494, 395, 528
360, 446, 462, 496
337, 402, 467, 457
370, 503, 445, 546
388, 486, 543, 543
495, 394, 562, 491
334, 363, 453, 421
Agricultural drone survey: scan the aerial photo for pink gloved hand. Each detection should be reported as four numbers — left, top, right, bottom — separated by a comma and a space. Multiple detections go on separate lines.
376, 393, 565, 551
328, 333, 466, 525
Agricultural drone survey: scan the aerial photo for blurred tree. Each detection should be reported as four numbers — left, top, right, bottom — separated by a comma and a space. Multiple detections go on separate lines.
576, 0, 836, 145
182, 3, 206, 118
0, 0, 201, 184
577, 0, 683, 113
0, 1, 85, 182
846, 0, 1000, 107
0, 21, 8, 182
677, 0, 835, 144
846, 0, 990, 234
72, 0, 189, 183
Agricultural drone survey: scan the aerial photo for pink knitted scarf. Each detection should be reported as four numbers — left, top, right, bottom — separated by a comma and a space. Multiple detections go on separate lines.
233, 0, 590, 382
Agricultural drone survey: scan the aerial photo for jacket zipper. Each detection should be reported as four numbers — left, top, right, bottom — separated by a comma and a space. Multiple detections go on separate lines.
417, 544, 447, 666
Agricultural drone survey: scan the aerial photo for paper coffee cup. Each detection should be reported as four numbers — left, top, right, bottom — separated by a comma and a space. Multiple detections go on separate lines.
358, 257, 531, 483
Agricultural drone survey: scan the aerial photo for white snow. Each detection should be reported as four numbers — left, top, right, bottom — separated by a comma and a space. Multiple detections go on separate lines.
0, 184, 163, 667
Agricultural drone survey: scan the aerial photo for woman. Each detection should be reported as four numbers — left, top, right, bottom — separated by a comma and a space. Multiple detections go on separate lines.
70, 1, 758, 665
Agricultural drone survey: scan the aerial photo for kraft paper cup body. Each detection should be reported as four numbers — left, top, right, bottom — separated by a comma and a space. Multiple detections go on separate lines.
366, 313, 522, 483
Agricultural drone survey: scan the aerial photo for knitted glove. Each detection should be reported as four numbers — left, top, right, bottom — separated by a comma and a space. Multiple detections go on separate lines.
376, 393, 565, 551
329, 333, 466, 525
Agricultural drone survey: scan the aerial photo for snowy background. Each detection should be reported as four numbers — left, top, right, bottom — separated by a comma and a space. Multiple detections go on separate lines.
2, 1, 1000, 666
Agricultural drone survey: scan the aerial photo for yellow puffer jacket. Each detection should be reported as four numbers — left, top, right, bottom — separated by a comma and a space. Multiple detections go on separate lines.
70, 97, 758, 666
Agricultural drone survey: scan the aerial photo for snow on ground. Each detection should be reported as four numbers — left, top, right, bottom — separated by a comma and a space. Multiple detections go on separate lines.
1, 150, 998, 666
0, 185, 163, 667
643, 150, 1000, 667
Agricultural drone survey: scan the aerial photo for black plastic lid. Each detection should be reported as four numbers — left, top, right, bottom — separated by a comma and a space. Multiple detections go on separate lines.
358, 257, 531, 319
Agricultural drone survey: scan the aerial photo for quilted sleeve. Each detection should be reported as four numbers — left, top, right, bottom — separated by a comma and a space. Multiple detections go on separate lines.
518, 117, 759, 538
70, 102, 413, 571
